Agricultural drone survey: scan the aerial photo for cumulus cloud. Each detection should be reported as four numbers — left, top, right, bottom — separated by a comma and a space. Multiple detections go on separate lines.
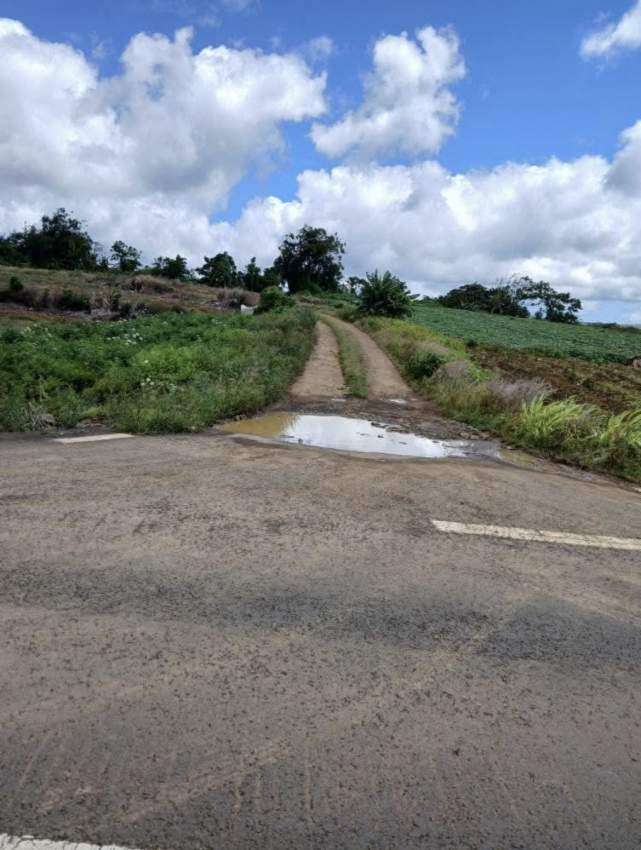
0, 18, 325, 241
1, 18, 641, 307
206, 125, 641, 304
581, 1, 641, 58
311, 26, 465, 159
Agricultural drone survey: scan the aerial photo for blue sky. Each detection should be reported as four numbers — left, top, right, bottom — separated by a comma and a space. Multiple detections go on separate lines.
1, 0, 640, 321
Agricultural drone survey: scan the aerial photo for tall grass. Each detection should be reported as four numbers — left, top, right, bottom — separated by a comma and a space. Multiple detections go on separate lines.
323, 316, 368, 398
0, 308, 316, 433
364, 316, 641, 482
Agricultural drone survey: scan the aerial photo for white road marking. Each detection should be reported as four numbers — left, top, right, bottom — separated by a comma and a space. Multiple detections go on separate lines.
0, 837, 149, 850
432, 519, 641, 551
53, 434, 132, 444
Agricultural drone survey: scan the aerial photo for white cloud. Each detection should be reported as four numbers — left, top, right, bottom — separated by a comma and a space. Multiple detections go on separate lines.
581, 1, 641, 58
311, 26, 465, 159
0, 17, 325, 241
303, 35, 335, 64
1, 19, 641, 308
206, 124, 641, 305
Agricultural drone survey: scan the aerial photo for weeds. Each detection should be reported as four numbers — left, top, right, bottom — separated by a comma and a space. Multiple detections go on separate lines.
364, 315, 641, 482
323, 316, 368, 398
0, 308, 315, 433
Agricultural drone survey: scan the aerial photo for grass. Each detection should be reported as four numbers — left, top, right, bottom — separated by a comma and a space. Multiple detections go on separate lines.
413, 301, 641, 363
363, 316, 641, 482
323, 315, 368, 397
0, 308, 315, 433
0, 264, 258, 319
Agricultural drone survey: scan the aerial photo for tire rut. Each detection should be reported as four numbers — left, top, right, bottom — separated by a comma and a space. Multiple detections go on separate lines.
290, 320, 346, 399
329, 316, 415, 401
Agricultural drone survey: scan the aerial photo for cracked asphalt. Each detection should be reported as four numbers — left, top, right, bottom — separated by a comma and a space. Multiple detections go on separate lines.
1, 430, 640, 849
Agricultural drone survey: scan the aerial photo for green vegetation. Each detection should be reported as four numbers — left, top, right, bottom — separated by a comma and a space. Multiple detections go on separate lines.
257, 286, 291, 313
437, 277, 581, 323
323, 316, 368, 398
0, 308, 315, 433
413, 301, 641, 363
274, 226, 345, 294
356, 271, 415, 318
363, 316, 641, 482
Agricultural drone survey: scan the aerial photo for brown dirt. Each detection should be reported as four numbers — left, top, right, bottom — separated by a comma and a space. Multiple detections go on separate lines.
286, 319, 483, 442
473, 348, 641, 413
290, 320, 346, 399
330, 316, 416, 401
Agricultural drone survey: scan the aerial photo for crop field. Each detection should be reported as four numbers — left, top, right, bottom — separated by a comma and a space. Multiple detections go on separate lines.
0, 308, 315, 433
413, 302, 641, 363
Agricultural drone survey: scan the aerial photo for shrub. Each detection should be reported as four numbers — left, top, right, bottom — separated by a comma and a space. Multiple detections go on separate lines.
256, 286, 290, 313
407, 350, 445, 380
336, 303, 360, 323
56, 289, 91, 312
9, 276, 23, 293
359, 271, 414, 318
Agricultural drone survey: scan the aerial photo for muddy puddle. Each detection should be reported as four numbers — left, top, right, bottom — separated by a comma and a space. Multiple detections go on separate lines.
223, 413, 500, 460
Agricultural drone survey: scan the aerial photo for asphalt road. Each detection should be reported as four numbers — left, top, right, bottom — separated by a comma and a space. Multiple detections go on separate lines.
1, 429, 641, 849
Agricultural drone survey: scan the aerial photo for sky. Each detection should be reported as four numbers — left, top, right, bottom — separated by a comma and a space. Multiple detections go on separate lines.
0, 1, 640, 322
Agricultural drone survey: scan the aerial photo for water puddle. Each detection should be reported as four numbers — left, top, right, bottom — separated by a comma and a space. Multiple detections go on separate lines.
223, 413, 499, 459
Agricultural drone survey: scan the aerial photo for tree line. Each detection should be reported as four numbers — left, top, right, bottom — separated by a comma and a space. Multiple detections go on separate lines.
0, 209, 581, 322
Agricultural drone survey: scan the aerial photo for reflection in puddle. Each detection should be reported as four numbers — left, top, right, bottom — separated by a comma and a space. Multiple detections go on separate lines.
223, 413, 499, 459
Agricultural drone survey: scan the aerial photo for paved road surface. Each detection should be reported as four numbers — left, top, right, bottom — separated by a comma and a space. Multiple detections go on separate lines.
1, 430, 641, 849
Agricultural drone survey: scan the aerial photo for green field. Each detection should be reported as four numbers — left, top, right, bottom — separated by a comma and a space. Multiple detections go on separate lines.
0, 308, 315, 433
413, 302, 641, 363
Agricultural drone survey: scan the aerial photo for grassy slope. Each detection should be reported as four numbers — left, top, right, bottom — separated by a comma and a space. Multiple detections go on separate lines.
0, 308, 315, 433
362, 316, 641, 483
0, 264, 257, 318
413, 301, 641, 363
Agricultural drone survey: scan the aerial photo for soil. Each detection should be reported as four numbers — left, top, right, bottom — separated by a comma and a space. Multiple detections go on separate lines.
331, 316, 416, 400
473, 347, 641, 413
290, 320, 345, 398
284, 317, 481, 442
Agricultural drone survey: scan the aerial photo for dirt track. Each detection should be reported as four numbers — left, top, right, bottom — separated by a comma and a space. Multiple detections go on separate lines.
329, 316, 415, 400
290, 321, 345, 398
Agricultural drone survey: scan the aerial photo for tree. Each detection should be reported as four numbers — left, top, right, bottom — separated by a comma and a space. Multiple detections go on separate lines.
345, 275, 366, 297
151, 255, 191, 280
273, 226, 345, 293
110, 241, 142, 273
358, 271, 415, 318
261, 266, 282, 289
196, 252, 238, 287
1, 208, 100, 271
517, 278, 582, 323
241, 257, 264, 292
438, 283, 493, 311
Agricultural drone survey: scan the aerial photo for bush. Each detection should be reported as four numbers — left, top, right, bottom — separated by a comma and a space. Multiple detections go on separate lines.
359, 271, 414, 318
55, 289, 91, 312
9, 276, 23, 293
407, 350, 445, 380
256, 286, 290, 313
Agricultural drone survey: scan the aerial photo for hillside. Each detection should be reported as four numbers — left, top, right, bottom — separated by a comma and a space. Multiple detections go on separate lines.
0, 265, 258, 325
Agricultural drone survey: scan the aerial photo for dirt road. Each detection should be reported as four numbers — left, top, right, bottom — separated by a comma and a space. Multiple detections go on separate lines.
290, 320, 345, 399
328, 316, 415, 400
1, 426, 641, 850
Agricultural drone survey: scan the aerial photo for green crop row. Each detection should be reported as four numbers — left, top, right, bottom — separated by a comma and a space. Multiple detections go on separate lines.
413, 302, 641, 363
